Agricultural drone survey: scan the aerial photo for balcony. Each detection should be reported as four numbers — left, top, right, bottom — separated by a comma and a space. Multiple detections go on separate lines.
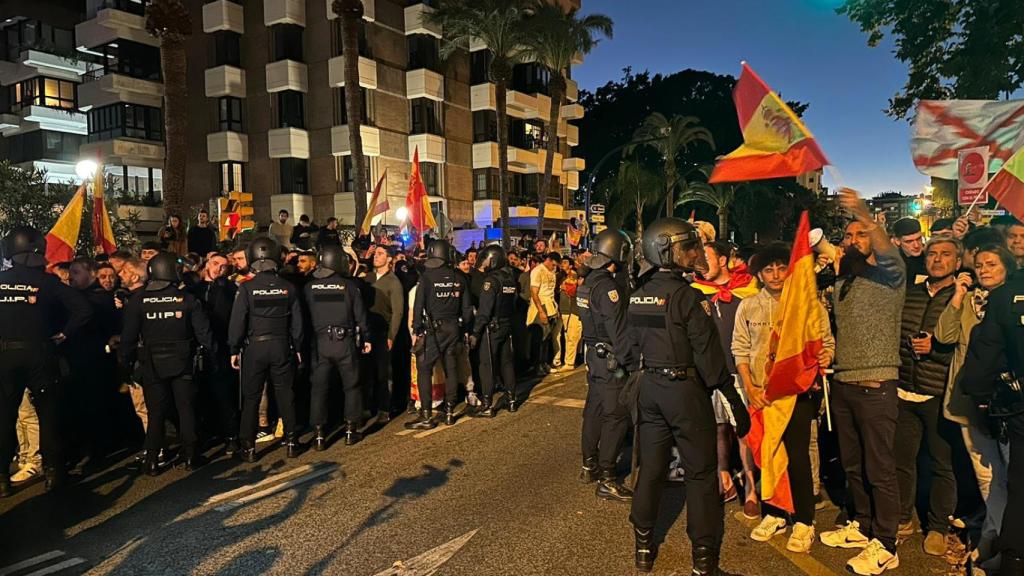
264, 0, 305, 27
20, 106, 88, 134
17, 50, 90, 76
472, 142, 536, 174
78, 72, 164, 110
331, 125, 380, 156
533, 150, 563, 175
265, 60, 308, 93
406, 69, 444, 101
326, 0, 375, 22
408, 133, 445, 163
271, 194, 313, 224
565, 78, 579, 102
567, 171, 579, 190
562, 157, 585, 172
561, 103, 584, 120
267, 127, 309, 159
328, 56, 377, 90
0, 114, 22, 132
205, 65, 246, 98
404, 3, 441, 38
470, 84, 495, 111
75, 8, 159, 51
79, 138, 165, 168
471, 84, 540, 119
207, 131, 249, 163
566, 123, 579, 147
203, 0, 245, 34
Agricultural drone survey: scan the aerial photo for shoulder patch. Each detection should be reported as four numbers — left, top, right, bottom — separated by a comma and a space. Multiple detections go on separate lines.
700, 300, 712, 316
483, 281, 492, 291
608, 289, 619, 303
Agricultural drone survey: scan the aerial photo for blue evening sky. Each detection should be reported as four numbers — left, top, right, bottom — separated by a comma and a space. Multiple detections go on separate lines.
574, 0, 930, 197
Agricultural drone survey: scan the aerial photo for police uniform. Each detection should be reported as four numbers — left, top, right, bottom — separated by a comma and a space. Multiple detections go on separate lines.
191, 276, 240, 453
120, 272, 214, 472
305, 271, 369, 446
0, 230, 92, 494
470, 264, 518, 415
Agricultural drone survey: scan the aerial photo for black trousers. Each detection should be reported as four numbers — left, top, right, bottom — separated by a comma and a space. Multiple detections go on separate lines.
998, 414, 1024, 568
0, 347, 62, 476
141, 372, 198, 457
581, 346, 630, 474
833, 380, 900, 550
367, 326, 391, 413
630, 374, 722, 552
478, 324, 515, 399
895, 396, 957, 532
310, 345, 362, 426
205, 357, 239, 440
763, 391, 821, 525
417, 321, 462, 407
240, 341, 296, 443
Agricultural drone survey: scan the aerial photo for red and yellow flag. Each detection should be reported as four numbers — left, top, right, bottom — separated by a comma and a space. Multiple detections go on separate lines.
406, 147, 437, 233
983, 145, 1024, 221
45, 185, 86, 265
745, 211, 825, 513
710, 63, 829, 183
91, 167, 117, 255
360, 169, 390, 236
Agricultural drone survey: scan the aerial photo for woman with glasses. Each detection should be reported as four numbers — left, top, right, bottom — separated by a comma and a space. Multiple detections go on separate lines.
935, 243, 1017, 570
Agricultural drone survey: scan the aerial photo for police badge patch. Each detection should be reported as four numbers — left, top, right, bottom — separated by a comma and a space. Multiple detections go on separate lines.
483, 281, 491, 291
701, 300, 712, 316
608, 290, 619, 303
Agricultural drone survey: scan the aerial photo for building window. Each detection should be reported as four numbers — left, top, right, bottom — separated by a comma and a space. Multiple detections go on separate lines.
90, 40, 161, 81
218, 96, 245, 132
106, 0, 150, 16
88, 103, 163, 142
340, 155, 371, 193
104, 164, 162, 203
332, 20, 371, 58
3, 130, 84, 163
2, 20, 75, 60
512, 63, 550, 95
470, 51, 491, 85
511, 174, 538, 206
271, 24, 303, 62
420, 162, 441, 197
410, 98, 442, 135
472, 110, 497, 143
277, 91, 304, 129
280, 158, 308, 195
509, 118, 545, 149
473, 168, 499, 200
212, 30, 241, 67
220, 161, 244, 192
7, 77, 76, 111
407, 34, 440, 72
336, 87, 371, 126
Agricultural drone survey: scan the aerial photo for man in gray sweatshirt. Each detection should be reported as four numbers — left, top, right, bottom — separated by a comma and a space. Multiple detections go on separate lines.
819, 188, 906, 576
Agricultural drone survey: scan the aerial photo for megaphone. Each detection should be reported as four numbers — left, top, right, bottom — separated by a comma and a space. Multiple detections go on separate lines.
809, 228, 838, 261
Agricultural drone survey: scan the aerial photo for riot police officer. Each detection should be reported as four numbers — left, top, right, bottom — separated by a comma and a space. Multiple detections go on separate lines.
306, 245, 371, 450
468, 245, 517, 417
406, 240, 473, 430
120, 252, 214, 474
627, 218, 748, 575
0, 226, 91, 496
577, 229, 636, 502
228, 237, 305, 461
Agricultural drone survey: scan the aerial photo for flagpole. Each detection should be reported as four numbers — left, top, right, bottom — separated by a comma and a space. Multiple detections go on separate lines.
822, 370, 833, 432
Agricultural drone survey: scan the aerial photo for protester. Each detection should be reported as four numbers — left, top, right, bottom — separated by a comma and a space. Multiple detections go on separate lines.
158, 214, 188, 256
269, 209, 294, 248
528, 252, 561, 373
892, 217, 926, 286
291, 214, 317, 251
1005, 218, 1024, 268
187, 209, 217, 256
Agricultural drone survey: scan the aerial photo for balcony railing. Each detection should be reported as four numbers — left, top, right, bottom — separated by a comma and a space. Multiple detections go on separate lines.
97, 0, 151, 16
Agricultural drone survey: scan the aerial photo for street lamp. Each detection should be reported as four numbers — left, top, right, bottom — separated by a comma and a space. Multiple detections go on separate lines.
75, 159, 98, 182
396, 206, 409, 223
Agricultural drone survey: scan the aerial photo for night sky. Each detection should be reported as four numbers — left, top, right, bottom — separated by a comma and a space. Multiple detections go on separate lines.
573, 0, 930, 198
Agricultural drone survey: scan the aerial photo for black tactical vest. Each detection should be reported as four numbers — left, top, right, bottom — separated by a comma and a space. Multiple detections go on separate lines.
628, 273, 695, 369
308, 275, 356, 359
141, 288, 192, 378
578, 270, 613, 344
423, 266, 463, 321
492, 268, 518, 320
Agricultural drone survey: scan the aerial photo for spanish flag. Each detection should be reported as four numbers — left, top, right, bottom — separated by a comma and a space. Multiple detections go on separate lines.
710, 63, 829, 183
406, 147, 437, 233
91, 167, 117, 255
983, 145, 1024, 221
745, 211, 825, 513
45, 185, 86, 265
360, 169, 390, 236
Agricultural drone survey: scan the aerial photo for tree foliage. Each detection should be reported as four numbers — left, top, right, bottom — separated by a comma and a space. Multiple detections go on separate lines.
839, 0, 1024, 119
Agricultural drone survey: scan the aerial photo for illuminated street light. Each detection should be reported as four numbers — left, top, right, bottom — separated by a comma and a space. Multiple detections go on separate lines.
75, 159, 98, 181
396, 206, 409, 222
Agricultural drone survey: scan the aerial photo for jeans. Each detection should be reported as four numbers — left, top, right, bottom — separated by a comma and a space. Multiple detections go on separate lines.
895, 396, 957, 532
961, 423, 1010, 550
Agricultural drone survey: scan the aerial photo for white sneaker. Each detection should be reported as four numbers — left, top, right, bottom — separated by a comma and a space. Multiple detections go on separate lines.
820, 520, 870, 549
255, 430, 274, 444
846, 539, 899, 575
11, 463, 40, 484
750, 515, 788, 542
787, 522, 815, 553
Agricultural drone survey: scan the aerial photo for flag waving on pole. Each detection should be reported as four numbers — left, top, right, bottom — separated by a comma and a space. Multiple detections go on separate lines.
360, 168, 390, 236
91, 167, 117, 255
46, 186, 86, 265
710, 63, 829, 183
745, 211, 826, 513
406, 147, 437, 233
981, 145, 1024, 221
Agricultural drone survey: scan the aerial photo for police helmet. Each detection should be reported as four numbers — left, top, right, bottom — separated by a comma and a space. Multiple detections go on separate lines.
247, 236, 281, 272
317, 244, 351, 277
588, 229, 632, 270
2, 226, 47, 268
425, 239, 452, 269
641, 218, 702, 269
478, 245, 507, 272
147, 252, 181, 285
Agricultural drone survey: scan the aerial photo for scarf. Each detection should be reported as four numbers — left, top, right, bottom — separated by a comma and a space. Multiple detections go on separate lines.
693, 270, 757, 303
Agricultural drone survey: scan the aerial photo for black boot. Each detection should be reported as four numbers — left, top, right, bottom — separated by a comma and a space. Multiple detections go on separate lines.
507, 389, 518, 413
406, 399, 417, 414
377, 410, 391, 425
444, 403, 457, 426
44, 467, 66, 491
471, 396, 495, 418
238, 440, 257, 463
345, 422, 363, 446
405, 409, 436, 430
179, 453, 206, 472
691, 546, 724, 576
225, 437, 240, 458
596, 471, 633, 502
0, 476, 12, 498
579, 458, 599, 484
313, 426, 327, 451
285, 434, 300, 458
142, 458, 160, 477
634, 527, 656, 573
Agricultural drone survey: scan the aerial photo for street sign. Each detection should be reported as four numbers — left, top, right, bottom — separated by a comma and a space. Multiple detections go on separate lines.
590, 214, 605, 223
980, 209, 1006, 216
593, 224, 607, 234
590, 204, 605, 214
958, 147, 990, 206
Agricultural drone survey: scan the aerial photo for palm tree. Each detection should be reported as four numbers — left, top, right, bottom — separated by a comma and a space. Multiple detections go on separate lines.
675, 167, 737, 240
606, 158, 664, 237
145, 0, 191, 218
333, 0, 369, 232
521, 2, 612, 240
429, 0, 531, 250
631, 113, 714, 217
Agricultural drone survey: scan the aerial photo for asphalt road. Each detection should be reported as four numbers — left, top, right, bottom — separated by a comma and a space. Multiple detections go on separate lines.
1, 368, 959, 576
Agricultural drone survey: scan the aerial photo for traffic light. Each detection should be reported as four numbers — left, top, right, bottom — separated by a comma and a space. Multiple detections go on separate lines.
217, 191, 255, 241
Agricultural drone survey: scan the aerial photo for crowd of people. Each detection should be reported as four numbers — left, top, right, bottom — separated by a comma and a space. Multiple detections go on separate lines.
3, 189, 1024, 576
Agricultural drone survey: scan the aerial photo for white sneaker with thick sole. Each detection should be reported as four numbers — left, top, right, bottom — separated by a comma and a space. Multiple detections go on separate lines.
820, 520, 870, 549
11, 463, 40, 484
255, 430, 274, 444
750, 515, 788, 542
846, 539, 899, 575
787, 522, 815, 553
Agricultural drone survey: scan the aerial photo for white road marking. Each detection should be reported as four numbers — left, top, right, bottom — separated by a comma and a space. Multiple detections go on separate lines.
414, 416, 472, 438
22, 558, 86, 576
372, 528, 479, 576
0, 551, 66, 576
214, 464, 339, 512
205, 464, 316, 505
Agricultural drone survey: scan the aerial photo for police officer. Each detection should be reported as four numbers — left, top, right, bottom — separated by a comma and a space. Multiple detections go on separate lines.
468, 245, 517, 417
577, 229, 636, 502
306, 245, 371, 450
406, 240, 473, 430
0, 227, 91, 496
960, 271, 1024, 576
627, 218, 749, 575
228, 237, 305, 461
120, 253, 214, 474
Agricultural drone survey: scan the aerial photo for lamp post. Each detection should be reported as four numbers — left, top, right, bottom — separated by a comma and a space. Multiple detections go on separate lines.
75, 159, 98, 183
582, 135, 664, 247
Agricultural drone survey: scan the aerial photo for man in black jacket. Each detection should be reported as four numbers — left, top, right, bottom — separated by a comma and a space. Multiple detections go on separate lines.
895, 237, 959, 556
187, 209, 217, 257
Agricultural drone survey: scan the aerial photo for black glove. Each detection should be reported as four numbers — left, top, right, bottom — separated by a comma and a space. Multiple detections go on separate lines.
119, 362, 134, 386
719, 381, 751, 438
